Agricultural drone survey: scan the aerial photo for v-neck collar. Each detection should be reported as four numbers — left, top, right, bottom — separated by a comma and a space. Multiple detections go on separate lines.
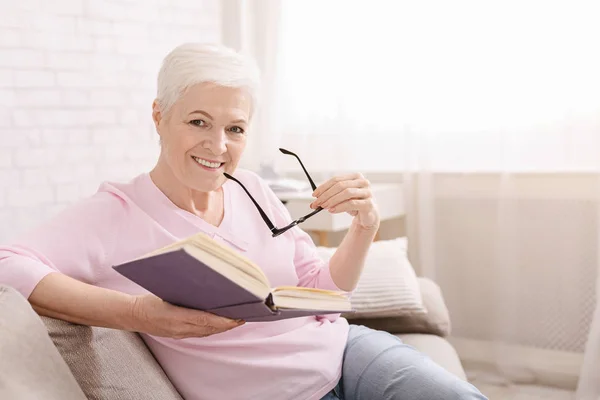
139, 172, 249, 251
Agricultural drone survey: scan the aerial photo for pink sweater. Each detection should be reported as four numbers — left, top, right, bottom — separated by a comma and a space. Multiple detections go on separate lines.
0, 169, 349, 400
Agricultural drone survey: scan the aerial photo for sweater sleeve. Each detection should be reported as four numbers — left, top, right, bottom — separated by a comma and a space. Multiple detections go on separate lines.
287, 223, 343, 291
0, 191, 127, 299
250, 174, 348, 323
251, 173, 345, 292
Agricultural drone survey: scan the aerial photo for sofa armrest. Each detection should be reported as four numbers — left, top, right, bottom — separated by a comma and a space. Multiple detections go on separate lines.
395, 333, 467, 380
0, 285, 87, 400
41, 316, 184, 400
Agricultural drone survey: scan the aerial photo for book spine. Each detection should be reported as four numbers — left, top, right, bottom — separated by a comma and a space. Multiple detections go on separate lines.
265, 292, 276, 310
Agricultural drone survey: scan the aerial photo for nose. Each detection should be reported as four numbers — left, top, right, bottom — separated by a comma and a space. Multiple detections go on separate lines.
204, 127, 228, 155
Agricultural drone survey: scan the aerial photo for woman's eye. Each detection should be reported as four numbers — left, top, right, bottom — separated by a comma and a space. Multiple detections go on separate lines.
190, 119, 206, 127
229, 126, 245, 134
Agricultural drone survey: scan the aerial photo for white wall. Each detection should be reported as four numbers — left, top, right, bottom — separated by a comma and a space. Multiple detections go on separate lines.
0, 0, 221, 242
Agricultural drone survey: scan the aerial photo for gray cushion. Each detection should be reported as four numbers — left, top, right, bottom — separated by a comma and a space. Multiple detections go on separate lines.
0, 285, 87, 400
317, 238, 427, 319
42, 316, 183, 400
346, 277, 452, 337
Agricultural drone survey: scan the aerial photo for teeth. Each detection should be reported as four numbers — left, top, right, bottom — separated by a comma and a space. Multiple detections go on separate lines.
193, 157, 222, 169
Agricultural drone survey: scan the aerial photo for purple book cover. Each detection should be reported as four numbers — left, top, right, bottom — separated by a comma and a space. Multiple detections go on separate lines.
113, 249, 347, 321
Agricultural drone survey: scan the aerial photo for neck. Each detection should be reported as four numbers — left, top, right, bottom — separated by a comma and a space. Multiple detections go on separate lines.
149, 160, 223, 220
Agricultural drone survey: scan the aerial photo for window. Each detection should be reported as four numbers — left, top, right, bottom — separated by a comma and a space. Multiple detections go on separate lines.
271, 1, 600, 172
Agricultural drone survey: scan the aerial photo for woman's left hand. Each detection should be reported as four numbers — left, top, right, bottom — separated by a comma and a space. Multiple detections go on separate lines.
310, 173, 380, 231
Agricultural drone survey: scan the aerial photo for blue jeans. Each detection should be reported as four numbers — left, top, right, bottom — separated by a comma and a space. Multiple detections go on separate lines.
321, 325, 488, 400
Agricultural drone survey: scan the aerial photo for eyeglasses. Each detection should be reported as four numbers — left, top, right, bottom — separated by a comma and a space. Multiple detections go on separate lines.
224, 148, 323, 237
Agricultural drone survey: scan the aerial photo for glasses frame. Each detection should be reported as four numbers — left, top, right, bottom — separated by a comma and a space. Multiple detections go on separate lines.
223, 148, 323, 237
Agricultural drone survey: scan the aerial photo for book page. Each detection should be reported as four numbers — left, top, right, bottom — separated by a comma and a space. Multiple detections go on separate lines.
189, 234, 270, 286
183, 245, 271, 300
272, 286, 348, 299
271, 287, 351, 312
137, 232, 271, 288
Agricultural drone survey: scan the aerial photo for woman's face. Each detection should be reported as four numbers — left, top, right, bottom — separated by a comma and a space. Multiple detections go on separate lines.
153, 83, 251, 192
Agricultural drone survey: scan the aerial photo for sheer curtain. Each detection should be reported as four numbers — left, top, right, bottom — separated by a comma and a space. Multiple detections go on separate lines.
579, 266, 600, 398
226, 0, 600, 395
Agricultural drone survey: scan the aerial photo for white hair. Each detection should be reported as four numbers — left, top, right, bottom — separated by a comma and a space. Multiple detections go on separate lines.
156, 43, 261, 117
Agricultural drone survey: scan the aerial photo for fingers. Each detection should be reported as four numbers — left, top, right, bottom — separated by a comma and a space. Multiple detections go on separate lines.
138, 296, 245, 340
328, 198, 374, 214
169, 310, 244, 339
313, 187, 371, 210
193, 311, 243, 329
311, 173, 367, 199
311, 174, 371, 209
217, 316, 245, 329
177, 320, 243, 339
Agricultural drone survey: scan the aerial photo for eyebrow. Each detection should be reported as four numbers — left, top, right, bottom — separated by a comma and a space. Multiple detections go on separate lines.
189, 110, 214, 120
189, 110, 247, 125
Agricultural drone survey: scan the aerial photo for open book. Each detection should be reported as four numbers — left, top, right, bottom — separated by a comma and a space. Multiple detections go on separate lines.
112, 233, 351, 322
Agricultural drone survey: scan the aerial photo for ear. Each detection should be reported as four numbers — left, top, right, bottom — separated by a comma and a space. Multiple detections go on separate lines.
152, 99, 162, 129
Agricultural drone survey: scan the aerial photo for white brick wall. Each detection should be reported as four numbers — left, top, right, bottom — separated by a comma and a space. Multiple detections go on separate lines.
0, 0, 222, 242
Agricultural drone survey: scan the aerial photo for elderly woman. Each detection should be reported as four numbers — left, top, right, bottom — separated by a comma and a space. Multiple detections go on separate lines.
0, 43, 485, 400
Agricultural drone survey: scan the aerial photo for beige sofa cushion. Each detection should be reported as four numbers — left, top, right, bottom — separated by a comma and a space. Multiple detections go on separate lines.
42, 317, 183, 400
0, 285, 87, 400
347, 277, 452, 337
396, 333, 467, 380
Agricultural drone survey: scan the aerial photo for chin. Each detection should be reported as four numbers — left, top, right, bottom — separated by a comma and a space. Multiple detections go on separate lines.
185, 173, 226, 193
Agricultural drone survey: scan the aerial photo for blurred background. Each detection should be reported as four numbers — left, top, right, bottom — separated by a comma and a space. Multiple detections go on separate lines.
1, 1, 599, 398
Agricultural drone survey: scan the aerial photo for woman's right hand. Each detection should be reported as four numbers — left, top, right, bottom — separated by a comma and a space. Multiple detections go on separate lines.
130, 294, 244, 339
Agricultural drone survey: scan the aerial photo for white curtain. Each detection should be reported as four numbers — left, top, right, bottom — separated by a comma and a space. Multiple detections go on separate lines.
220, 0, 283, 170
226, 0, 600, 395
579, 271, 600, 398
577, 194, 600, 399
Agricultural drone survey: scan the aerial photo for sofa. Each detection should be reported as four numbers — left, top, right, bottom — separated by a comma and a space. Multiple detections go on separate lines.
0, 276, 466, 400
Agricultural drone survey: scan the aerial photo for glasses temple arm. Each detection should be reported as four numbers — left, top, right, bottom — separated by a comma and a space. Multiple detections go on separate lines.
223, 173, 277, 232
279, 148, 318, 191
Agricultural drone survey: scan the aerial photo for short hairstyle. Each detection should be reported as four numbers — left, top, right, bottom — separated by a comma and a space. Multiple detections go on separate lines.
155, 43, 261, 118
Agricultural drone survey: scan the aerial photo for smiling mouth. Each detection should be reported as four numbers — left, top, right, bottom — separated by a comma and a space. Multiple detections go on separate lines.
191, 156, 224, 170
